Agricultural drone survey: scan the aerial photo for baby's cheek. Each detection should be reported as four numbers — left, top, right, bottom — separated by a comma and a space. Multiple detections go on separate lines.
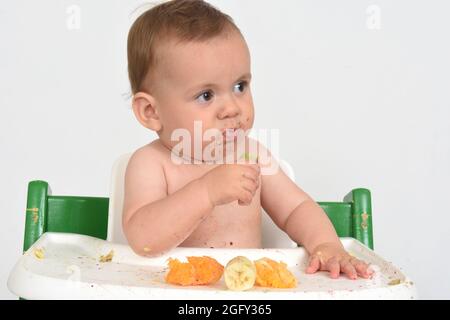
243, 114, 254, 129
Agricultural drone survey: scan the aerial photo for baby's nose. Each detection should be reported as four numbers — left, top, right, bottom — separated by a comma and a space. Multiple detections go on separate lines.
218, 98, 241, 119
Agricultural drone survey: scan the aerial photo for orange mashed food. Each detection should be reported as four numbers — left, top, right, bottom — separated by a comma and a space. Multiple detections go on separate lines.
165, 256, 224, 286
254, 257, 297, 288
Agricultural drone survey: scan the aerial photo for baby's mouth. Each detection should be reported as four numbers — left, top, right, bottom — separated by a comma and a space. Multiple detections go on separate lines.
222, 127, 241, 142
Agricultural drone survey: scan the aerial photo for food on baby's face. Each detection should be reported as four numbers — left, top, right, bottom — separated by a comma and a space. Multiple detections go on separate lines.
242, 152, 258, 162
165, 256, 224, 286
224, 256, 257, 291
254, 257, 297, 288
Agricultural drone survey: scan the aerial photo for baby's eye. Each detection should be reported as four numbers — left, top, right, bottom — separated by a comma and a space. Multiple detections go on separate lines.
196, 90, 214, 104
233, 81, 248, 94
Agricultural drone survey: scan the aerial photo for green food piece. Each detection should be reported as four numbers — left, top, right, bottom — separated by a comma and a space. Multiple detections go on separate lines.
242, 152, 258, 161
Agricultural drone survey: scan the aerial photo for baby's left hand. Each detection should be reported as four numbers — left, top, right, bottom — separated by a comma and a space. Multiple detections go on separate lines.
305, 242, 373, 280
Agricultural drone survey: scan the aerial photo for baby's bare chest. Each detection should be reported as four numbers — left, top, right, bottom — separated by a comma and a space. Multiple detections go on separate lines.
163, 163, 262, 248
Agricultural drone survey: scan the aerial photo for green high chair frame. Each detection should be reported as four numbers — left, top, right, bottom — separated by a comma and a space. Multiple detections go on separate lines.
23, 180, 373, 253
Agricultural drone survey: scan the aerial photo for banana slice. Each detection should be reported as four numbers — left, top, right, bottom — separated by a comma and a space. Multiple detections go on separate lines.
224, 256, 257, 291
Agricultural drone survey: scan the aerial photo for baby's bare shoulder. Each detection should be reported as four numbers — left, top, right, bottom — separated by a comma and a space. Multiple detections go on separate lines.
128, 140, 168, 167
123, 140, 169, 218
125, 140, 170, 186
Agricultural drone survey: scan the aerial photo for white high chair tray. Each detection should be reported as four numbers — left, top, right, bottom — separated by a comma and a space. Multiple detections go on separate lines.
8, 232, 417, 299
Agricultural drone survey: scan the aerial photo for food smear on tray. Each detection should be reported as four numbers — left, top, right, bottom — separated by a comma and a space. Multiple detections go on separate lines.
33, 248, 45, 260
99, 250, 114, 263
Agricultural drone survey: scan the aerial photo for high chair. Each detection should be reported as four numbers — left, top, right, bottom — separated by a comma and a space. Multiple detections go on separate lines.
22, 153, 374, 252
11, 154, 419, 300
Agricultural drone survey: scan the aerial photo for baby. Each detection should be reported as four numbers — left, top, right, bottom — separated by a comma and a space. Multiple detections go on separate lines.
123, 0, 372, 280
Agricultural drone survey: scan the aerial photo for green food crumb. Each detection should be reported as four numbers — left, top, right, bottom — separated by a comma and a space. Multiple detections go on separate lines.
242, 152, 258, 161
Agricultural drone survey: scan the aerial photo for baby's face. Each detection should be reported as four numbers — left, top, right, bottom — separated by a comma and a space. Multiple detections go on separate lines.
150, 31, 254, 160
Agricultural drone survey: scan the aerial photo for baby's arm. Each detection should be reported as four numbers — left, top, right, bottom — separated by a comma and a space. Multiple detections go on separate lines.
259, 152, 339, 253
122, 147, 213, 257
260, 145, 372, 279
122, 146, 260, 257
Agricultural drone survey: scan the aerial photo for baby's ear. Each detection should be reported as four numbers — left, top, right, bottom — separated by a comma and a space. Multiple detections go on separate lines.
132, 92, 162, 132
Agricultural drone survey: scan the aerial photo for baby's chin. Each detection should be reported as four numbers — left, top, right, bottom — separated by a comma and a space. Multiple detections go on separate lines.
203, 135, 258, 164
164, 126, 257, 164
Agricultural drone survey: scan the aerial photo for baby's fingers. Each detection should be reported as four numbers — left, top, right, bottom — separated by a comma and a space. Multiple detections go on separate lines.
325, 257, 340, 279
237, 189, 253, 206
341, 260, 357, 280
306, 255, 320, 274
352, 258, 373, 278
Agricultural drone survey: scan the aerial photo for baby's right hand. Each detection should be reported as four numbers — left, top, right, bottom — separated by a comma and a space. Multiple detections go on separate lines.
200, 164, 260, 206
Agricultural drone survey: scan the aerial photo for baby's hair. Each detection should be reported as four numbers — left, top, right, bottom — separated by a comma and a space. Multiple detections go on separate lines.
127, 0, 242, 95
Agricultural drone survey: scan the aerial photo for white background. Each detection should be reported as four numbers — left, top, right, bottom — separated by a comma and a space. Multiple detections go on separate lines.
1, 0, 449, 299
